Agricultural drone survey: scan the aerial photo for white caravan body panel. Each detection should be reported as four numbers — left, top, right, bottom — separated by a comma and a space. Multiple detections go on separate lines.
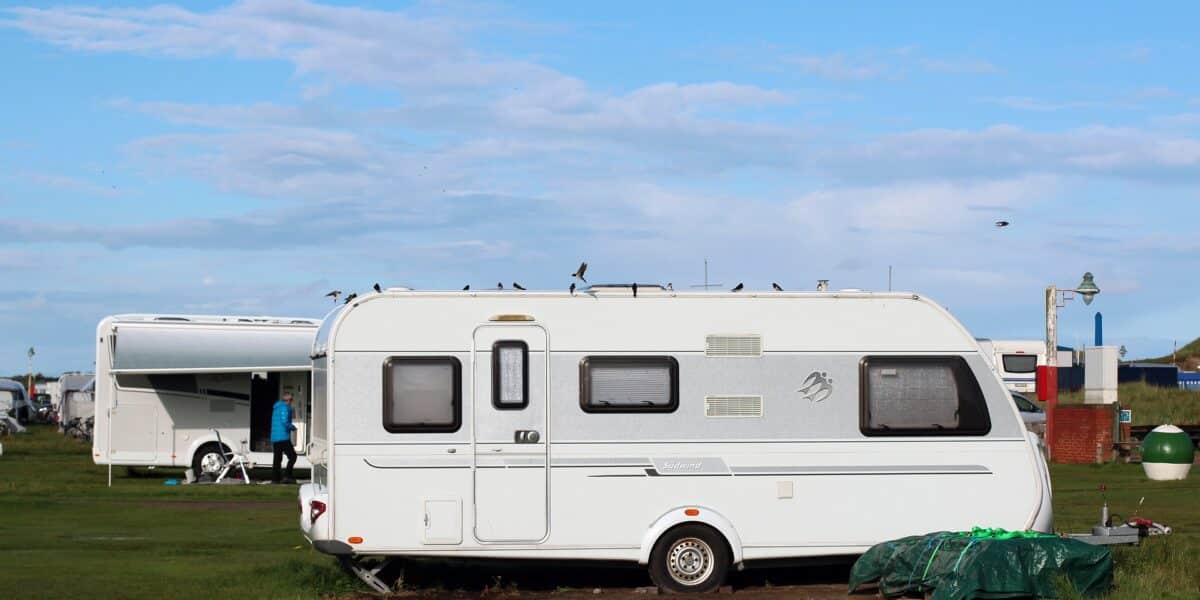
304, 290, 1050, 566
93, 315, 318, 471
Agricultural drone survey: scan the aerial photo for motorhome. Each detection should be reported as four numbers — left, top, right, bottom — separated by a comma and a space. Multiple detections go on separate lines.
0, 378, 34, 428
57, 372, 95, 426
93, 315, 318, 477
299, 287, 1052, 593
975, 339, 1046, 394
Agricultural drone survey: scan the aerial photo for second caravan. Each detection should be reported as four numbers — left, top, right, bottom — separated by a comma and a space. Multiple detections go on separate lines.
92, 315, 318, 476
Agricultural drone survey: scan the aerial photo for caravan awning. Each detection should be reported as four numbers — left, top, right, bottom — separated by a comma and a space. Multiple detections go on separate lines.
111, 323, 317, 373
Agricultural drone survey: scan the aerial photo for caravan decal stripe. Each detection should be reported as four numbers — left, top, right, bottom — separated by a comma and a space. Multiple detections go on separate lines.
729, 465, 991, 476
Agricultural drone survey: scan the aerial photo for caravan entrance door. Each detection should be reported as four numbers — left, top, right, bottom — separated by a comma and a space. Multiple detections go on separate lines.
472, 324, 549, 543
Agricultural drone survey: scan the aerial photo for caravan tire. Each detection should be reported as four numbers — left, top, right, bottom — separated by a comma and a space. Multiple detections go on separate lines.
192, 443, 228, 477
648, 524, 730, 593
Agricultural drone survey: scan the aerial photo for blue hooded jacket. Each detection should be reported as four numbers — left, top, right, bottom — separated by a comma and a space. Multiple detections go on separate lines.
270, 399, 296, 443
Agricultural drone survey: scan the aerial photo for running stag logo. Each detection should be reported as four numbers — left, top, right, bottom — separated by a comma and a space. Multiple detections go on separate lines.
798, 371, 834, 403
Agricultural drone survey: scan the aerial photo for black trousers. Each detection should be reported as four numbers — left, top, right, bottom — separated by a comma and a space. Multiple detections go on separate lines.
272, 440, 297, 482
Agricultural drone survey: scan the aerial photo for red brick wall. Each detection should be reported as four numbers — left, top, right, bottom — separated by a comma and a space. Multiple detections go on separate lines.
1051, 405, 1115, 464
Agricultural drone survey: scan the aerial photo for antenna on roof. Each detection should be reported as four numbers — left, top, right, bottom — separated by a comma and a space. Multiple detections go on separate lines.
689, 258, 723, 291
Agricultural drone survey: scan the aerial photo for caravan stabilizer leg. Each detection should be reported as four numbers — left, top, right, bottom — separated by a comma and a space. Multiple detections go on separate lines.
338, 556, 396, 594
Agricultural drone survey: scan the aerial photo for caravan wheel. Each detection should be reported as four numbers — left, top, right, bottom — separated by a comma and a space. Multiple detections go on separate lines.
648, 524, 730, 593
192, 443, 227, 477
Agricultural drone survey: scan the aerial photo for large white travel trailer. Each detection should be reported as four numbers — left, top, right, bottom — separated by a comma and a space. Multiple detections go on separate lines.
93, 315, 318, 477
57, 372, 95, 426
300, 287, 1052, 593
976, 339, 1045, 394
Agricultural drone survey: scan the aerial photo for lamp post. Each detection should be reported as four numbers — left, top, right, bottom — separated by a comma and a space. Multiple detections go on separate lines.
27, 347, 35, 400
1043, 272, 1099, 459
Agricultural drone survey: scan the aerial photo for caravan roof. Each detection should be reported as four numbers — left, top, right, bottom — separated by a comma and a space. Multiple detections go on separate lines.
103, 314, 319, 374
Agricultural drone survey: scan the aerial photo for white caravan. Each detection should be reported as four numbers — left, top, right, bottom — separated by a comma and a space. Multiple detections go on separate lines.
299, 287, 1052, 593
93, 315, 318, 477
976, 339, 1045, 394
1, 378, 34, 430
57, 372, 95, 426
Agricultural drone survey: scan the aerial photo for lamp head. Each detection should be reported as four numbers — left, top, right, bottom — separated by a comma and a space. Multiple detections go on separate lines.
1076, 272, 1099, 306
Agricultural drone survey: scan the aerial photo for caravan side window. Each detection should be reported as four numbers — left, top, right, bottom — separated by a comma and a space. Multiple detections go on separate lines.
579, 356, 678, 413
860, 356, 990, 436
492, 341, 529, 410
382, 357, 462, 433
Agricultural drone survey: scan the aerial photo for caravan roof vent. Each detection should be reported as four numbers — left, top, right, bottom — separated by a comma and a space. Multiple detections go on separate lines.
705, 395, 763, 418
705, 334, 762, 357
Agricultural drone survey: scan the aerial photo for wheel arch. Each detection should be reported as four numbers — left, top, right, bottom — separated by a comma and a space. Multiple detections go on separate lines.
638, 505, 743, 567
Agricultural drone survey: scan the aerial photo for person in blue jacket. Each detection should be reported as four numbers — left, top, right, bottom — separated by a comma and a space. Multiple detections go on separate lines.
271, 392, 298, 484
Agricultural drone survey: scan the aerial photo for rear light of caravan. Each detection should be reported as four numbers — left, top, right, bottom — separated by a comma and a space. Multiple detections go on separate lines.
310, 499, 327, 523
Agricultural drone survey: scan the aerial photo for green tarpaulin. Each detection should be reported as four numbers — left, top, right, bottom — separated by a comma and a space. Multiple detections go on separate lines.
849, 528, 1113, 599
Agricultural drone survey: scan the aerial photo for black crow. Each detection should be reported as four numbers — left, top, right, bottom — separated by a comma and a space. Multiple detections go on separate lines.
497, 282, 504, 290
995, 220, 1010, 228
344, 293, 357, 304
772, 282, 783, 291
373, 283, 382, 293
513, 282, 526, 290
569, 282, 576, 295
632, 282, 638, 297
571, 262, 588, 282
666, 283, 674, 291
462, 284, 470, 291
324, 290, 341, 303
731, 283, 744, 292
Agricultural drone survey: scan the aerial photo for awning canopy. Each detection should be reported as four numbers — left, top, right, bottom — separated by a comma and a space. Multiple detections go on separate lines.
112, 322, 317, 373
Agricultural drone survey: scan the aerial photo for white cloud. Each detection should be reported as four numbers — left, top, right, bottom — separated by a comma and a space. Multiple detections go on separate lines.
785, 53, 891, 81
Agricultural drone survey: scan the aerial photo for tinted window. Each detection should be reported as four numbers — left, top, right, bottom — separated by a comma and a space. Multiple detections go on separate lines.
861, 356, 990, 436
1002, 354, 1037, 374
383, 357, 461, 433
580, 356, 678, 413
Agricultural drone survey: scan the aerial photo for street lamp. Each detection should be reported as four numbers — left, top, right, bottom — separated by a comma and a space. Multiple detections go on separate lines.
1043, 272, 1100, 459
27, 347, 35, 403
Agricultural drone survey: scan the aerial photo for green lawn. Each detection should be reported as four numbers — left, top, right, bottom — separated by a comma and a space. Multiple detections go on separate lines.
0, 425, 1196, 598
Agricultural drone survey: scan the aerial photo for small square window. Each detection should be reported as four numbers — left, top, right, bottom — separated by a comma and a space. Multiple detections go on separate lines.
382, 357, 461, 433
492, 341, 529, 409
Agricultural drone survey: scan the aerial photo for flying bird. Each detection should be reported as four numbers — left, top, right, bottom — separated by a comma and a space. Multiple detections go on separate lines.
373, 283, 382, 293
569, 282, 576, 295
462, 284, 470, 291
512, 282, 526, 290
772, 282, 784, 292
343, 293, 357, 304
325, 290, 341, 303
497, 282, 504, 290
571, 262, 588, 282
731, 283, 744, 292
632, 282, 638, 297
995, 220, 1010, 228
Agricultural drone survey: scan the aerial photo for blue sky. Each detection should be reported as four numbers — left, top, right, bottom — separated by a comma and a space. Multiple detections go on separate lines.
2, 0, 1200, 374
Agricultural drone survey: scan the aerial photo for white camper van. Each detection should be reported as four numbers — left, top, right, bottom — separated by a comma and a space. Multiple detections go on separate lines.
93, 315, 318, 477
299, 287, 1052, 593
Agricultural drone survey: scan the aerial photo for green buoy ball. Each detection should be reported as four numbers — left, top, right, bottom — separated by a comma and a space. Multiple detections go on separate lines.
1142, 425, 1195, 480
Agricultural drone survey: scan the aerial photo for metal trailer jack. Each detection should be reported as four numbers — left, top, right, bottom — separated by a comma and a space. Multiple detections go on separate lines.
338, 556, 399, 594
1068, 488, 1170, 546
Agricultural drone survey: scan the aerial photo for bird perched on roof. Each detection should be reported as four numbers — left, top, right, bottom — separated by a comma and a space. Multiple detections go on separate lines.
343, 293, 357, 304
666, 283, 674, 292
462, 284, 470, 291
513, 282, 526, 290
995, 220, 1010, 228
731, 283, 744, 292
373, 283, 382, 293
632, 282, 638, 297
325, 290, 341, 303
569, 282, 576, 295
571, 261, 588, 283
496, 282, 504, 290
772, 282, 784, 291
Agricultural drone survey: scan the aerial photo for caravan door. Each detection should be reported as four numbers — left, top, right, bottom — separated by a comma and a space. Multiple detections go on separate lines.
471, 324, 549, 543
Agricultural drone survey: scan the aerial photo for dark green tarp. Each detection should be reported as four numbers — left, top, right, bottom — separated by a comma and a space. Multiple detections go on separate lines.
849, 528, 1113, 599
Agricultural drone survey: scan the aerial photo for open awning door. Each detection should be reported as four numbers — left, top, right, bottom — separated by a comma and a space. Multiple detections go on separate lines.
111, 323, 315, 374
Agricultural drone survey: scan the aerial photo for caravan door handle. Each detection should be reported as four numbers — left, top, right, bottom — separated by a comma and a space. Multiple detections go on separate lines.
514, 430, 540, 443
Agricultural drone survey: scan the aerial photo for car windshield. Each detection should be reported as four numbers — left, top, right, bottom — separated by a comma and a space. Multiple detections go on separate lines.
1011, 393, 1042, 413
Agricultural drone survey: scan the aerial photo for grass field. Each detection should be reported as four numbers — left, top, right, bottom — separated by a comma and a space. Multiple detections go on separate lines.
1059, 382, 1200, 426
1, 425, 1197, 599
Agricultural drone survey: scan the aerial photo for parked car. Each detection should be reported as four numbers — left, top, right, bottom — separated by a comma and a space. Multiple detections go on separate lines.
1011, 392, 1046, 437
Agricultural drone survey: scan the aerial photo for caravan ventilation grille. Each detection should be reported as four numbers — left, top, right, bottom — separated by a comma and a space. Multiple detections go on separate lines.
704, 395, 763, 418
705, 334, 763, 357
